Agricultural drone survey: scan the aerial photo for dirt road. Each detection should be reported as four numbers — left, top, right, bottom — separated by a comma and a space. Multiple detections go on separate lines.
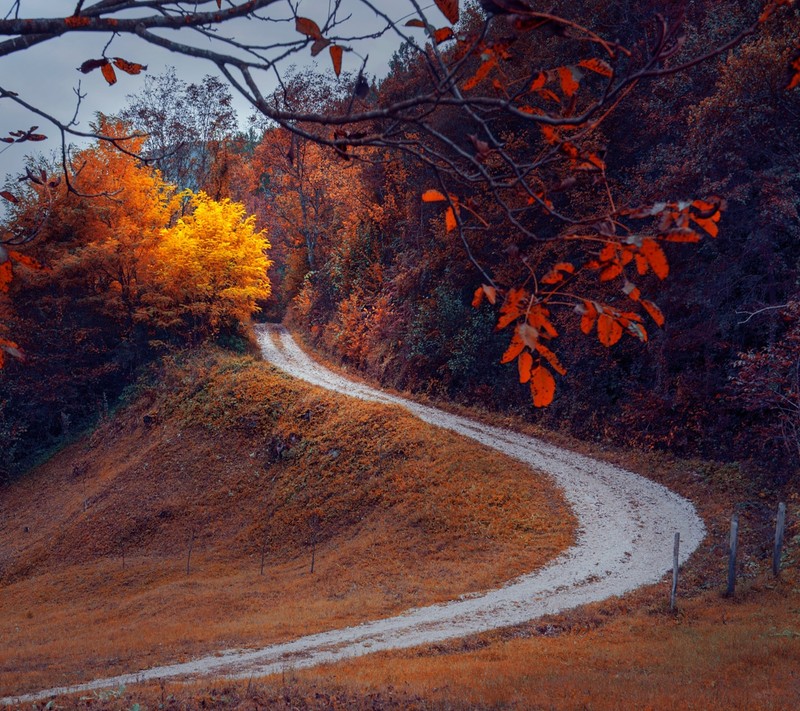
2, 324, 705, 705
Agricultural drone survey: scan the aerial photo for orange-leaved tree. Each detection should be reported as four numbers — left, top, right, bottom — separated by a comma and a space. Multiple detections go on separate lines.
140, 191, 271, 341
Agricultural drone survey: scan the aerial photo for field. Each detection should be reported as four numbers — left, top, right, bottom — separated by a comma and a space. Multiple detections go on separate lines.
0, 350, 574, 699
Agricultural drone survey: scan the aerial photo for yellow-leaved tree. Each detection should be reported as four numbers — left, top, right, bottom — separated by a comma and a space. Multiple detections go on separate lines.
142, 192, 271, 339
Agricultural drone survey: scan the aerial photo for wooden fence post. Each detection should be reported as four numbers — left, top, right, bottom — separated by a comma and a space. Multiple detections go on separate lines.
186, 529, 195, 576
670, 531, 680, 611
773, 502, 787, 577
726, 512, 739, 597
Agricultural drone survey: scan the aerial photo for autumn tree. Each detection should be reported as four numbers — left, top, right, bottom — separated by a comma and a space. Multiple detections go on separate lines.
0, 129, 270, 476
1, 0, 798, 422
120, 69, 241, 197
141, 191, 271, 340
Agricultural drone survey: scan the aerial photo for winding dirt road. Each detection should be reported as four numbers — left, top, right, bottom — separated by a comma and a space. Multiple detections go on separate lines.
3, 324, 706, 705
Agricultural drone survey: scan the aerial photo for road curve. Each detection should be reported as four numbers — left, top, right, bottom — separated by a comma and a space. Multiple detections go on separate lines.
3, 324, 706, 705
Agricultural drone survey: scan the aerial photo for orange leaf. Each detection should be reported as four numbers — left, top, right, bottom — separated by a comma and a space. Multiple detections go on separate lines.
79, 58, 108, 74
101, 62, 117, 85
528, 304, 558, 338
482, 284, 497, 305
579, 300, 597, 335
112, 58, 147, 75
692, 215, 719, 238
329, 45, 343, 77
444, 206, 457, 233
662, 229, 701, 243
557, 66, 580, 97
422, 189, 446, 202
530, 72, 547, 92
500, 329, 525, 363
463, 56, 496, 90
0, 190, 17, 203
434, 0, 459, 25
599, 262, 622, 282
530, 365, 556, 407
310, 37, 331, 56
634, 252, 649, 276
518, 351, 534, 384
0, 260, 12, 293
578, 58, 613, 77
641, 299, 665, 327
640, 238, 669, 279
497, 288, 526, 330
597, 312, 623, 346
787, 55, 800, 90
472, 286, 484, 307
535, 342, 566, 376
295, 16, 323, 39
433, 27, 454, 43
622, 280, 641, 302
404, 19, 427, 28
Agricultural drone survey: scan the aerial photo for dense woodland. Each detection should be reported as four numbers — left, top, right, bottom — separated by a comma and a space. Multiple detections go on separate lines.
1, 0, 799, 479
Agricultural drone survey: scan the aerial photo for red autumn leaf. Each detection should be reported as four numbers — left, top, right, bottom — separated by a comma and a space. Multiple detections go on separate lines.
530, 365, 556, 407
578, 58, 613, 77
692, 214, 719, 237
463, 56, 496, 90
444, 206, 457, 233
0, 260, 12, 293
788, 55, 800, 90
640, 238, 669, 279
497, 288, 527, 330
557, 66, 580, 97
579, 300, 598, 335
422, 189, 446, 202
597, 312, 623, 346
662, 229, 701, 243
530, 72, 547, 92
528, 304, 558, 338
500, 329, 525, 363
641, 299, 665, 327
112, 58, 147, 75
310, 37, 332, 56
599, 262, 623, 282
295, 16, 323, 39
433, 27, 454, 44
518, 350, 534, 383
79, 58, 108, 74
622, 280, 641, 302
101, 62, 117, 85
329, 45, 343, 77
535, 342, 567, 376
0, 191, 18, 203
434, 0, 459, 25
404, 19, 427, 28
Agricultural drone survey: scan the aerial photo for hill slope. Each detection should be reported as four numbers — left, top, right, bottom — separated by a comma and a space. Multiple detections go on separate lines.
0, 346, 573, 697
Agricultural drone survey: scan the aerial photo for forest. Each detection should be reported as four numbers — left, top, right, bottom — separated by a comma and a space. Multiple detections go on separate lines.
1, 0, 799, 480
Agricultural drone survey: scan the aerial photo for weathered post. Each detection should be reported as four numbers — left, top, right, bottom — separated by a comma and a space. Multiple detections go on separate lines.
726, 512, 739, 597
670, 531, 680, 611
773, 502, 787, 577
186, 529, 195, 576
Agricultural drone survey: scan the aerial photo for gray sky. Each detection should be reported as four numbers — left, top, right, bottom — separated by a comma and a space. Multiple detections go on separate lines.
0, 1, 453, 187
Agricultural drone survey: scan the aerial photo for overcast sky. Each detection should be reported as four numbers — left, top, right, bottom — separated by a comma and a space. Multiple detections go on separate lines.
0, 1, 453, 187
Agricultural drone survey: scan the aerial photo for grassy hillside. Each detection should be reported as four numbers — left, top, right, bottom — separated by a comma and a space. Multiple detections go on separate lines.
0, 349, 574, 697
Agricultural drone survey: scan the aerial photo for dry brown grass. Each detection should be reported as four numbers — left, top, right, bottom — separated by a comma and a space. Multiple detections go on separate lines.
0, 349, 574, 698
32, 574, 798, 710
